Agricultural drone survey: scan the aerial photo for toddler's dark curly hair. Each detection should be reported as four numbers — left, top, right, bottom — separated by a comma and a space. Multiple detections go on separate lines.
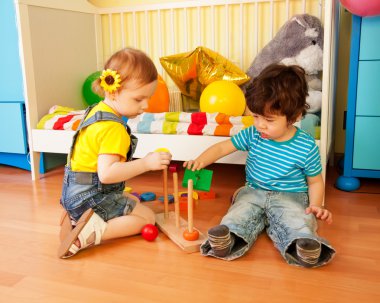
245, 63, 309, 123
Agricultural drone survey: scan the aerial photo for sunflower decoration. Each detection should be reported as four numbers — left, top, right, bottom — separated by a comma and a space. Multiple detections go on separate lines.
100, 69, 121, 93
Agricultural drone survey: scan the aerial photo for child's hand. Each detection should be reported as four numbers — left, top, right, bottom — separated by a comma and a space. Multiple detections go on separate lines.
183, 160, 204, 171
305, 205, 333, 224
143, 151, 172, 171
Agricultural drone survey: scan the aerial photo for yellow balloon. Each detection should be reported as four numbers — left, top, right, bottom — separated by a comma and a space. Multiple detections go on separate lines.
200, 80, 246, 116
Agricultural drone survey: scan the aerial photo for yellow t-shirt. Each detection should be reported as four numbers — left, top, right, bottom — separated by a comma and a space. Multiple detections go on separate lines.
70, 102, 131, 172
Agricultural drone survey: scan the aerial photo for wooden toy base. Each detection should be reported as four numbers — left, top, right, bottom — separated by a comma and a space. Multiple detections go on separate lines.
155, 211, 206, 253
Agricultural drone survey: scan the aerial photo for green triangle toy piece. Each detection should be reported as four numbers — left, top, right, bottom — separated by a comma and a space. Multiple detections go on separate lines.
182, 168, 213, 191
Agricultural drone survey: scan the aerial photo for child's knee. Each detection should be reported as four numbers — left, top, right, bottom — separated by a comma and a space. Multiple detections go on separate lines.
132, 203, 156, 225
144, 208, 156, 225
138, 204, 155, 225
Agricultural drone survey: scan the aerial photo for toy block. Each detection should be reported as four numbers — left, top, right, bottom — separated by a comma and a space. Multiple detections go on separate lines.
179, 191, 198, 200
179, 199, 194, 211
155, 148, 170, 153
182, 168, 213, 191
179, 195, 188, 203
158, 194, 174, 203
123, 186, 133, 193
179, 191, 198, 211
140, 192, 156, 202
169, 163, 180, 173
198, 190, 216, 200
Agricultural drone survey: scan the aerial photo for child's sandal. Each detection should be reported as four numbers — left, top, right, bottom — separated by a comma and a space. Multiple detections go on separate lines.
59, 210, 74, 241
57, 209, 107, 258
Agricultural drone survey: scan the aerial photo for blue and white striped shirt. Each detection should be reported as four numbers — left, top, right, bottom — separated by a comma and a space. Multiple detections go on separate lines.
231, 126, 322, 192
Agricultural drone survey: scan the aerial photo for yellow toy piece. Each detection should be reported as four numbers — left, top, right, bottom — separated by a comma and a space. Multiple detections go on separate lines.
200, 80, 246, 116
178, 191, 198, 200
124, 186, 132, 193
155, 148, 171, 153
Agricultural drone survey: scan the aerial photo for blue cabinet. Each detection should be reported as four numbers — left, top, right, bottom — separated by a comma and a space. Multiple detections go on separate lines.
336, 15, 380, 191
0, 1, 31, 170
0, 1, 66, 173
0, 103, 28, 154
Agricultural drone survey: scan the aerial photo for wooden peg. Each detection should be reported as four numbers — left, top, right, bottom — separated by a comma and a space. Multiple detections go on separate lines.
173, 171, 180, 228
163, 167, 169, 219
183, 179, 199, 241
187, 179, 194, 232
154, 147, 170, 219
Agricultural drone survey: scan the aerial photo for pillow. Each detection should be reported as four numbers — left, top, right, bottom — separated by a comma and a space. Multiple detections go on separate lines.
160, 46, 249, 101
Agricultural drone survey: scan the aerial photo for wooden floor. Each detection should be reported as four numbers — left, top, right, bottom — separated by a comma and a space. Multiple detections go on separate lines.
0, 160, 379, 303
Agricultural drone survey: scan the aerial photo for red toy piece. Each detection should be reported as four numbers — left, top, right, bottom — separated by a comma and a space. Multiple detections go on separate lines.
179, 193, 197, 211
198, 190, 216, 200
169, 163, 180, 173
179, 200, 194, 212
141, 224, 159, 241
183, 229, 199, 241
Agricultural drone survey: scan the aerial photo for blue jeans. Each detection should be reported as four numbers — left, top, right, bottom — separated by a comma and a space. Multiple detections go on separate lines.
200, 186, 335, 267
60, 166, 136, 222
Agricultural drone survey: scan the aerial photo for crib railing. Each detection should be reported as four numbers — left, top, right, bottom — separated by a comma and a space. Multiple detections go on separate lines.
168, 88, 183, 112
97, 0, 325, 80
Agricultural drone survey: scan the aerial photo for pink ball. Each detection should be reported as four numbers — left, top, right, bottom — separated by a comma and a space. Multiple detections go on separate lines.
141, 224, 159, 241
340, 0, 380, 17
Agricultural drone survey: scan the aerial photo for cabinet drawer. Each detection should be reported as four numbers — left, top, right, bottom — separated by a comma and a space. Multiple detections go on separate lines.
356, 61, 380, 116
353, 117, 380, 170
0, 102, 28, 154
360, 16, 380, 60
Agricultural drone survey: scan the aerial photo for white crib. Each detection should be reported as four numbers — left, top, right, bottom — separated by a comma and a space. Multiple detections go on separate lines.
15, 0, 340, 180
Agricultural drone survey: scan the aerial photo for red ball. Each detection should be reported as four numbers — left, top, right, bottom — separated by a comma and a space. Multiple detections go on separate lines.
141, 224, 159, 241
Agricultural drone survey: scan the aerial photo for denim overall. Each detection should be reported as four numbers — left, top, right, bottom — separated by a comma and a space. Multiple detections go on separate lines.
60, 105, 138, 222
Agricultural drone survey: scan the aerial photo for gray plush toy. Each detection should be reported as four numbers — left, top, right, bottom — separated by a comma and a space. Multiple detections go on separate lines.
244, 14, 324, 113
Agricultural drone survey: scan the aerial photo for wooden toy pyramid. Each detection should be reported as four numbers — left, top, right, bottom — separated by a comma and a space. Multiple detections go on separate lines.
155, 166, 206, 253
